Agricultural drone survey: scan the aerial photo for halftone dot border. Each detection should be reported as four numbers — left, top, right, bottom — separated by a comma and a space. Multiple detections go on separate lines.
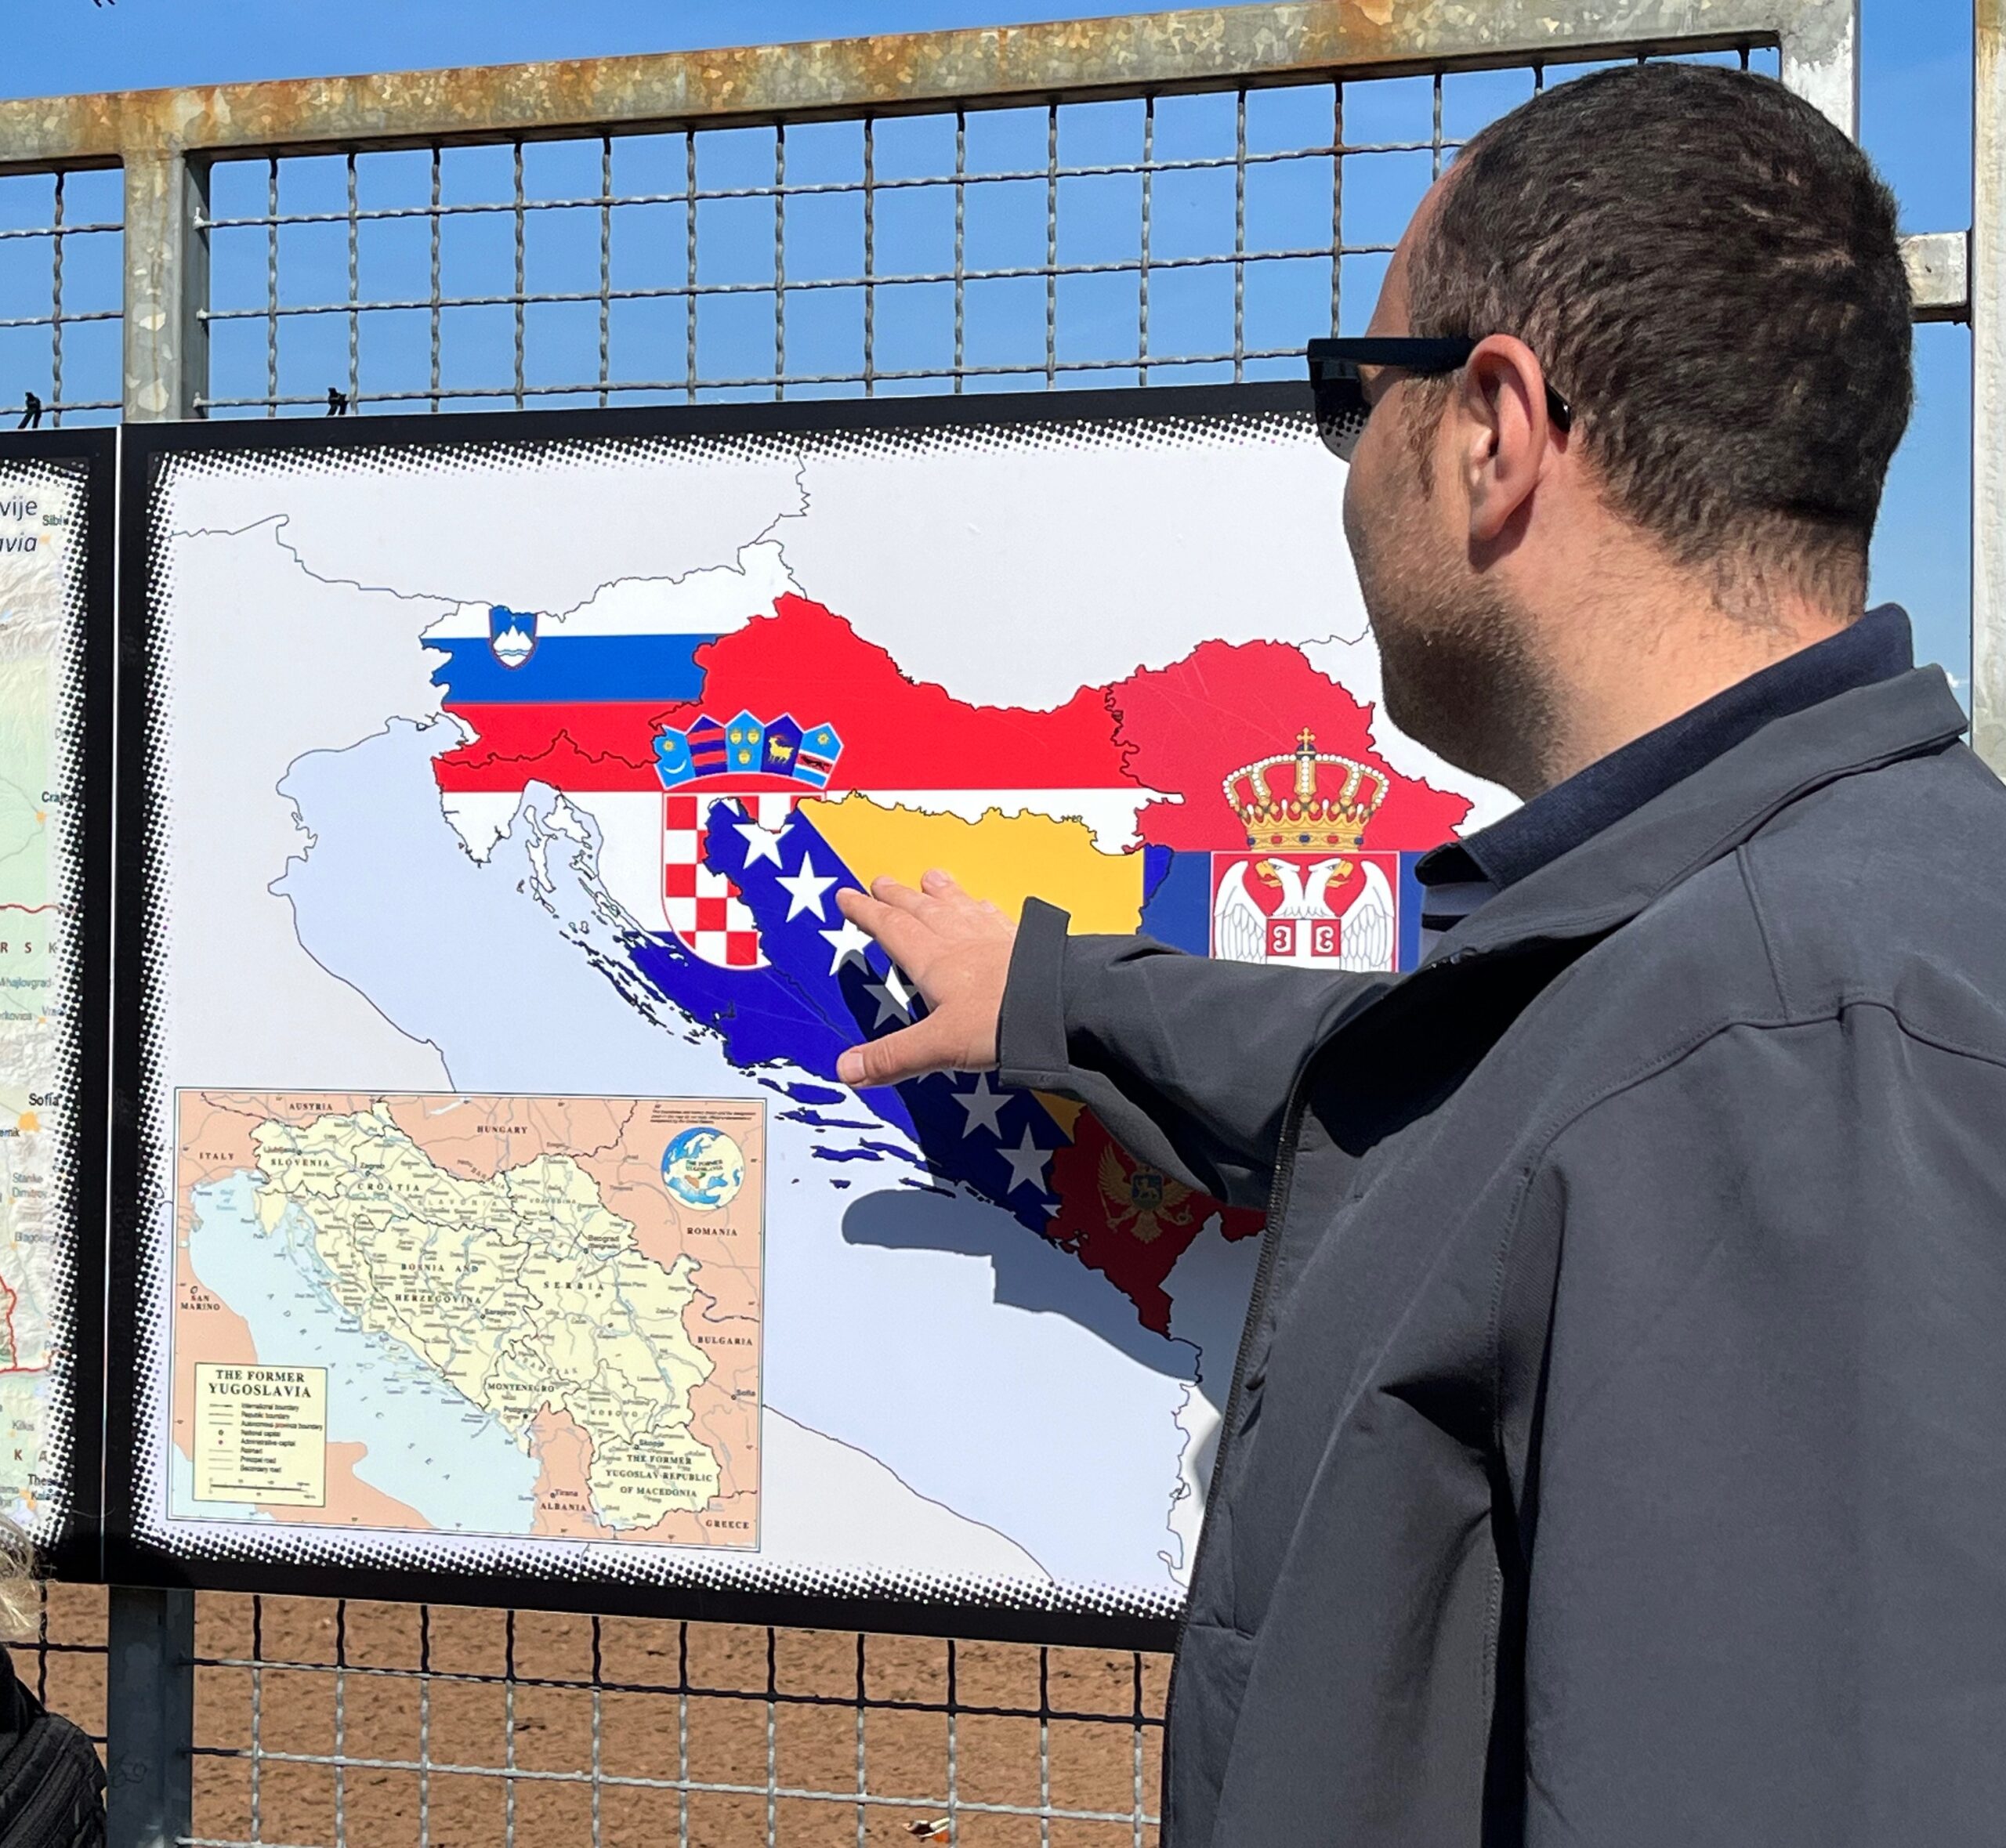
0, 454, 96, 1557
150, 401, 1317, 501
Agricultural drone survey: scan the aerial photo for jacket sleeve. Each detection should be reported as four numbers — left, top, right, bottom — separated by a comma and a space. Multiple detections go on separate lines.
1507, 1010, 2006, 1845
995, 897, 1389, 1210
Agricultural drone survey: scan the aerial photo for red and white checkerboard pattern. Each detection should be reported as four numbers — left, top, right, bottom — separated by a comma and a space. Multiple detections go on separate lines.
662, 792, 797, 968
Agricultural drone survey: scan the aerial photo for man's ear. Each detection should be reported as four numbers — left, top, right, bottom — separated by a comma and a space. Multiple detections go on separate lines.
1457, 333, 1559, 544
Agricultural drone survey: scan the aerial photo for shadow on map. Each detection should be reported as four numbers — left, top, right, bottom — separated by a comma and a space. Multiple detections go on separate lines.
836, 1184, 1200, 1380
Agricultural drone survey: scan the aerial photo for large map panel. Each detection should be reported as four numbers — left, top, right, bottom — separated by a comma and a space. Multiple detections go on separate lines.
113, 389, 1502, 1639
0, 436, 112, 1576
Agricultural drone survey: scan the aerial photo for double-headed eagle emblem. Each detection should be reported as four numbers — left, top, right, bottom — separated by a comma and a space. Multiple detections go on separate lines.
1211, 727, 1397, 971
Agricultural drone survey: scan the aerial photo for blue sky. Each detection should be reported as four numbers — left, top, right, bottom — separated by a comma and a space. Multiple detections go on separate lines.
5, 0, 1976, 680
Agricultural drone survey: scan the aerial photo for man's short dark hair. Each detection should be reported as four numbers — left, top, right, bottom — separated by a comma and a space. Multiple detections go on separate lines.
1405, 62, 1912, 609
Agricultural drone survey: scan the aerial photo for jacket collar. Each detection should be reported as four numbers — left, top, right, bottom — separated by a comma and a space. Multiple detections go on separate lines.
1424, 665, 1970, 965
1421, 604, 1916, 894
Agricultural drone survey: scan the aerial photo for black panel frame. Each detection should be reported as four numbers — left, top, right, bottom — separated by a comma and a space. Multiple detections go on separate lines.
105, 382, 1316, 1649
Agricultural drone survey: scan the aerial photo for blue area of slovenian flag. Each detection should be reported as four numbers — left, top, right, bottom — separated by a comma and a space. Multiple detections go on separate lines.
426, 634, 719, 705
619, 801, 1072, 1233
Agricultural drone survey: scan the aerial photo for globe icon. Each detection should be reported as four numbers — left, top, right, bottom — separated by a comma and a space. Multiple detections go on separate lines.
661, 1126, 745, 1210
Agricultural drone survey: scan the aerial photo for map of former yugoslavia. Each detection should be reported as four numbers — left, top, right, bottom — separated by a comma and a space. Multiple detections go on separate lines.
149, 414, 1500, 1605
173, 1093, 763, 1545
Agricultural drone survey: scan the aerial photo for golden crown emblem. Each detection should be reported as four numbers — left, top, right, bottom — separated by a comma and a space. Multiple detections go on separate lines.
1223, 729, 1387, 854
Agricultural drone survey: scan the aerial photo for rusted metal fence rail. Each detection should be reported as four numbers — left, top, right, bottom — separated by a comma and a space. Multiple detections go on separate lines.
0, 0, 1874, 427
0, 2, 1982, 1843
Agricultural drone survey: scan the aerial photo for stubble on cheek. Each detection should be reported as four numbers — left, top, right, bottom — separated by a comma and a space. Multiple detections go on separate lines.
1342, 450, 1553, 794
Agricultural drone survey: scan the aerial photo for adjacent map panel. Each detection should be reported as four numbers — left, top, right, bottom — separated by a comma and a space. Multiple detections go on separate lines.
0, 439, 111, 1572
116, 389, 1499, 1636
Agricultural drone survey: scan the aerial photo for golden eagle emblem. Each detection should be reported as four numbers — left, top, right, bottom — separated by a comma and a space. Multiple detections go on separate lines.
1098, 1146, 1199, 1244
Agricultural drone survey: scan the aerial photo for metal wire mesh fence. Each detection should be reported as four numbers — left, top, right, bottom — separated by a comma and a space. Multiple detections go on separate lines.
0, 165, 123, 425
181, 1600, 1164, 1848
33, 1589, 1164, 1845
196, 47, 1777, 418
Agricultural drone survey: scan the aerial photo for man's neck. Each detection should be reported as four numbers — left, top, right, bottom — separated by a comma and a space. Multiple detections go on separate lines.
1521, 548, 1859, 794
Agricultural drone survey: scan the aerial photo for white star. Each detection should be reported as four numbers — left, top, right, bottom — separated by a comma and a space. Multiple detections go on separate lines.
954, 1073, 1012, 1138
862, 966, 917, 1030
819, 917, 874, 976
734, 816, 786, 867
998, 1125, 1052, 1196
776, 851, 838, 922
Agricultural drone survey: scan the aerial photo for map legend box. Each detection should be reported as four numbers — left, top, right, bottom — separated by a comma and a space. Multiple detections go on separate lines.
193, 1363, 328, 1507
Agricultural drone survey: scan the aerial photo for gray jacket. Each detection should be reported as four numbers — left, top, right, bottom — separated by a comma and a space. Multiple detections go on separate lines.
998, 665, 2006, 1846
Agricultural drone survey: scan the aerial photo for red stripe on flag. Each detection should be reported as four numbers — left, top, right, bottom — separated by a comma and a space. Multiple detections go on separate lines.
433, 595, 1132, 795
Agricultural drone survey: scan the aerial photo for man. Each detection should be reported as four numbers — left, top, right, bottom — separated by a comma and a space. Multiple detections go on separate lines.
836, 63, 2006, 1846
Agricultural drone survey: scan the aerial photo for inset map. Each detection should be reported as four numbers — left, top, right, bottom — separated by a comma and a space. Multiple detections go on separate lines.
171, 1092, 763, 1548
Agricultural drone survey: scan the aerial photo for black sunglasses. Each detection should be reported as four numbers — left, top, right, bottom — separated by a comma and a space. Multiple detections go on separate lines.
1306, 335, 1573, 462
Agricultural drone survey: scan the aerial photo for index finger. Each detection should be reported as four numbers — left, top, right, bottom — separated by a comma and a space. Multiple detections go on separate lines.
835, 886, 933, 966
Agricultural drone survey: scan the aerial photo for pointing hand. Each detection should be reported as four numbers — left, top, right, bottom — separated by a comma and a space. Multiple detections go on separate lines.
834, 871, 1016, 1087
